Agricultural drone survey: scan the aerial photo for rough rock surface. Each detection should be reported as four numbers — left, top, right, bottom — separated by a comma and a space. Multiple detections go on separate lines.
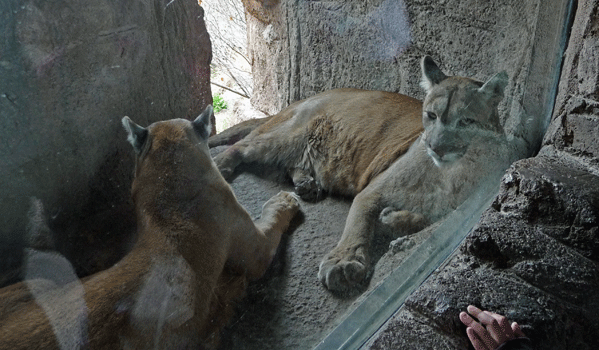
0, 0, 212, 286
366, 154, 599, 349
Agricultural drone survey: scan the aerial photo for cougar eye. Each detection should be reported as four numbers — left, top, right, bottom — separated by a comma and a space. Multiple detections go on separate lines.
426, 112, 438, 120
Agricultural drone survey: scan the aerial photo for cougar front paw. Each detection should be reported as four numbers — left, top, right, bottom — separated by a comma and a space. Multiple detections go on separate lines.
379, 207, 411, 226
379, 207, 426, 234
317, 246, 369, 293
267, 191, 301, 214
294, 177, 324, 202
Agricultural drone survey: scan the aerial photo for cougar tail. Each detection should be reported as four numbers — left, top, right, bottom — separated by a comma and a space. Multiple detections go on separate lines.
208, 115, 273, 148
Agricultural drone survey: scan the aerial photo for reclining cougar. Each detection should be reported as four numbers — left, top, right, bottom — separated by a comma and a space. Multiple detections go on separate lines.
211, 56, 512, 293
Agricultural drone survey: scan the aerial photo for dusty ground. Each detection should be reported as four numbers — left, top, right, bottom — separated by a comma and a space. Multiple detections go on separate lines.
210, 146, 437, 350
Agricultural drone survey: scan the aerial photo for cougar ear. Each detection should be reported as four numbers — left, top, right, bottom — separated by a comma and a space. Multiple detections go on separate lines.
192, 105, 213, 140
420, 56, 447, 93
478, 71, 508, 102
122, 116, 148, 154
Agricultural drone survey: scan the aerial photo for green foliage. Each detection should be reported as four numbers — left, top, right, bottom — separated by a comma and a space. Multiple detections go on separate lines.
212, 94, 228, 113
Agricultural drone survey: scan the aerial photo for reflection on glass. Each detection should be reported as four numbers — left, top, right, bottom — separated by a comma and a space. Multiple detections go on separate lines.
0, 0, 575, 349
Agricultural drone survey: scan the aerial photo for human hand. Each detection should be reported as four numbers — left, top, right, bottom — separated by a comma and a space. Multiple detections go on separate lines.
459, 305, 526, 350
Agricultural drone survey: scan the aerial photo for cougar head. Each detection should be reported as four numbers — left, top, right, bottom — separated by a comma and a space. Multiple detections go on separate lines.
420, 56, 508, 167
122, 105, 214, 177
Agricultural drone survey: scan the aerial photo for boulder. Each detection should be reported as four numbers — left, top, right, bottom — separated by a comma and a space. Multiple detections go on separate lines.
0, 0, 212, 285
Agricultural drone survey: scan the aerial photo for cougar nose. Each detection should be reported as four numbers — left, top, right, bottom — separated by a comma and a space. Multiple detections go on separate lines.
432, 147, 446, 158
427, 141, 445, 158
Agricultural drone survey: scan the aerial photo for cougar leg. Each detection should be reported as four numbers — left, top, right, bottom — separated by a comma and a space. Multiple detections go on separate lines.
228, 191, 300, 280
318, 184, 381, 293
213, 144, 245, 181
213, 137, 269, 181
213, 124, 303, 181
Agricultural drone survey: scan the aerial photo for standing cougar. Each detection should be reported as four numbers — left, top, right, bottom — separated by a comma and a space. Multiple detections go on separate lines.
211, 56, 511, 293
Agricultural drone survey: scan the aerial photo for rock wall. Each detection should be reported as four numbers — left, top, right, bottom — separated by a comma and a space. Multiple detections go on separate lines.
245, 0, 566, 156
0, 0, 212, 285
365, 0, 599, 348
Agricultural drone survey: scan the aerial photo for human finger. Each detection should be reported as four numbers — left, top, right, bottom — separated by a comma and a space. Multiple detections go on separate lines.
484, 310, 513, 342
467, 305, 485, 318
467, 306, 510, 344
466, 327, 491, 350
461, 311, 498, 349
468, 307, 501, 328
460, 311, 474, 326
511, 322, 526, 338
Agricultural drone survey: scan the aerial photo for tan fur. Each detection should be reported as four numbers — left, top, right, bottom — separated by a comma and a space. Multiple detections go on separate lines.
0, 107, 300, 349
317, 57, 512, 292
213, 88, 424, 200
213, 57, 512, 294
209, 116, 271, 147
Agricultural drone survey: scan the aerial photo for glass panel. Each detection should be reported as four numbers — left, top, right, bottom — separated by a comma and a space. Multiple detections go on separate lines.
315, 0, 576, 349
0, 0, 575, 349
204, 0, 575, 349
